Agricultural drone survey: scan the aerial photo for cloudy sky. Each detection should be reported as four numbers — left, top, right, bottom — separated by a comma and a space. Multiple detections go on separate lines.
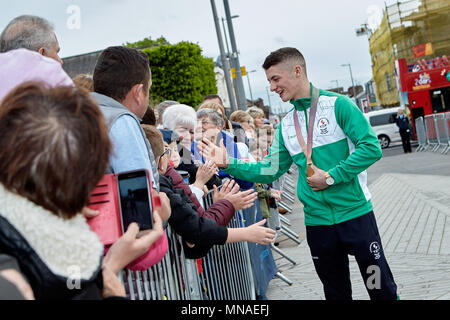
1, 0, 395, 112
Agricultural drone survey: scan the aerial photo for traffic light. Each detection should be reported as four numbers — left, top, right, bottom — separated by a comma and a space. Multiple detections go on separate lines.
230, 67, 236, 79
240, 66, 247, 76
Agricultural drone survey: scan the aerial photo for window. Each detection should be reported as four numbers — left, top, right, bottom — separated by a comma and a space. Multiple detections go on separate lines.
369, 113, 397, 127
430, 87, 449, 113
385, 73, 392, 92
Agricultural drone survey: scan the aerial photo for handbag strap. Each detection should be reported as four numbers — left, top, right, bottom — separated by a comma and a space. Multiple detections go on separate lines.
293, 86, 320, 167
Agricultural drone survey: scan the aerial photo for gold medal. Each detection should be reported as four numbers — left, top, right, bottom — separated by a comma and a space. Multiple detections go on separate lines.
306, 164, 315, 177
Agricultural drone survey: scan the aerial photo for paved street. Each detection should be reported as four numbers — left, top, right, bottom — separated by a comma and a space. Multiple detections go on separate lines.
266, 147, 450, 300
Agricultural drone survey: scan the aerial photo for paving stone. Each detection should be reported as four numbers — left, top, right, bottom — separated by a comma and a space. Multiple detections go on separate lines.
266, 170, 450, 300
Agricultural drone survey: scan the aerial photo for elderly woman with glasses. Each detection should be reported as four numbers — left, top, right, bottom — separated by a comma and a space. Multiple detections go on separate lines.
193, 108, 254, 191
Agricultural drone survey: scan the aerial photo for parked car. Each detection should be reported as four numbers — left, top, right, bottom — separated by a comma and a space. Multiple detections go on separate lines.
364, 107, 402, 148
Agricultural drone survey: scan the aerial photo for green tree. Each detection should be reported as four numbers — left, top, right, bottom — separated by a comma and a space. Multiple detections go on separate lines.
126, 38, 217, 107
124, 36, 169, 49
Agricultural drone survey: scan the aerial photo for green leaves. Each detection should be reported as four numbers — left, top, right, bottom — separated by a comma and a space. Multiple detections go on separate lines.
128, 39, 217, 107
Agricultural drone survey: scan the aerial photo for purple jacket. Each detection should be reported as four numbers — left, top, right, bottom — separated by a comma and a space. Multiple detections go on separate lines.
165, 165, 235, 226
0, 49, 73, 102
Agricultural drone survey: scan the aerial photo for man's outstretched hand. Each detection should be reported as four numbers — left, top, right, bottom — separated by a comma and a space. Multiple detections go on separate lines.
198, 138, 230, 168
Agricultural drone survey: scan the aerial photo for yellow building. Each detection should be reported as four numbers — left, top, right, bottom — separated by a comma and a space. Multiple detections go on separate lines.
369, 0, 450, 107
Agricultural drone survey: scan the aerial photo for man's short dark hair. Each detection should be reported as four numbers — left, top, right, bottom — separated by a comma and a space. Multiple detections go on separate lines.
93, 46, 151, 102
203, 94, 223, 105
262, 47, 307, 76
141, 107, 156, 126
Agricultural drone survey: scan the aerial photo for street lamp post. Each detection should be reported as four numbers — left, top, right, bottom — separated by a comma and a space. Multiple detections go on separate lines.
221, 16, 238, 59
223, 0, 247, 110
266, 86, 272, 108
340, 63, 361, 110
330, 79, 339, 89
246, 69, 256, 104
210, 0, 237, 113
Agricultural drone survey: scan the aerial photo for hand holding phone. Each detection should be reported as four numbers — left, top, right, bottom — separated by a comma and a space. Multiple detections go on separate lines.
117, 170, 155, 232
102, 210, 164, 274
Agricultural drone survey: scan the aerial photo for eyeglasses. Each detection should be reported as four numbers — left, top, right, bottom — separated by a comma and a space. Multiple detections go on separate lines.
201, 120, 214, 126
156, 147, 171, 169
162, 147, 171, 157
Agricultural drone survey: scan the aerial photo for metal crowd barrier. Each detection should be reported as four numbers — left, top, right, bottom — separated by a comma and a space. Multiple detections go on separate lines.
264, 165, 302, 286
120, 185, 256, 300
415, 116, 428, 152
436, 113, 450, 154
118, 166, 305, 299
415, 112, 450, 154
201, 190, 256, 300
275, 167, 301, 246
119, 223, 202, 300
424, 115, 439, 151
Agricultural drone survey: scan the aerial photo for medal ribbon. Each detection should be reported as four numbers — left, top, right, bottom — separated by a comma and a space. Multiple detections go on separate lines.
293, 86, 320, 177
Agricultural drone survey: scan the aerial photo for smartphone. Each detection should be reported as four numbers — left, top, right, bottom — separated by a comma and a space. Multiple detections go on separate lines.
117, 170, 154, 233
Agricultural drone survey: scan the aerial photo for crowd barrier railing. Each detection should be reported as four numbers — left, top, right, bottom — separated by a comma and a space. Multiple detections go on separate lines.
424, 114, 439, 152
265, 165, 303, 286
415, 112, 450, 154
119, 185, 256, 300
118, 166, 304, 300
201, 190, 256, 300
415, 116, 428, 152
119, 223, 202, 300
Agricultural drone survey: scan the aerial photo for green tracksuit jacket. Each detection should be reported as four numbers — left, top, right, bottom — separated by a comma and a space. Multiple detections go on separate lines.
224, 84, 382, 226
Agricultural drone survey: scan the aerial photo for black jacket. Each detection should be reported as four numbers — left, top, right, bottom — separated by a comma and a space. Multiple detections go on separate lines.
0, 216, 103, 300
159, 175, 228, 258
396, 115, 410, 130
0, 185, 106, 300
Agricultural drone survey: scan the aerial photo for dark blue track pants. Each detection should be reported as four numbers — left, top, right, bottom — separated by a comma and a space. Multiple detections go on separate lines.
306, 211, 398, 300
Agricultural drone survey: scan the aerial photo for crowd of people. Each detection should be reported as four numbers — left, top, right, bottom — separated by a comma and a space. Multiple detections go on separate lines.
1, 13, 399, 302
0, 14, 281, 300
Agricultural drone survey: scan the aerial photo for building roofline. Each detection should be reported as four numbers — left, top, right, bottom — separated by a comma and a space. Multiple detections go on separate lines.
62, 49, 104, 60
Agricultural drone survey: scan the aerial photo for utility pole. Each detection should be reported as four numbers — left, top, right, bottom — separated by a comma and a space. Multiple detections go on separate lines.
246, 69, 256, 104
341, 63, 361, 111
330, 79, 339, 88
210, 0, 237, 113
221, 17, 231, 59
223, 0, 247, 110
266, 86, 272, 108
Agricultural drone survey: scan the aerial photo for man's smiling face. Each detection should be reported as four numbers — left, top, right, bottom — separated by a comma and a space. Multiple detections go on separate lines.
265, 61, 302, 102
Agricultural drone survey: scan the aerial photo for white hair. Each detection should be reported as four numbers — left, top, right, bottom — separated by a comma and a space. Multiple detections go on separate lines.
162, 104, 197, 130
0, 15, 56, 53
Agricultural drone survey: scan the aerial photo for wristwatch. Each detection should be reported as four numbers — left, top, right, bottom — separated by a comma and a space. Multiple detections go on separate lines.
325, 172, 335, 186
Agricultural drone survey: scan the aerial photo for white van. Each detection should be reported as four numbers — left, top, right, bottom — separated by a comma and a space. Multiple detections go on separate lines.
364, 107, 402, 149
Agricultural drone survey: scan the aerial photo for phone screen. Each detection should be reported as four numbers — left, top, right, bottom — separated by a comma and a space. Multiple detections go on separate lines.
117, 170, 153, 232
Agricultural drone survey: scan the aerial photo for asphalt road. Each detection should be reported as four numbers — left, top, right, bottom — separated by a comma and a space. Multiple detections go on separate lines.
381, 140, 418, 158
367, 140, 450, 185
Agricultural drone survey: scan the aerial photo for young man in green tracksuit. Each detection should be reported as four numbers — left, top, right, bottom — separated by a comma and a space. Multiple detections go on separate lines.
199, 47, 398, 300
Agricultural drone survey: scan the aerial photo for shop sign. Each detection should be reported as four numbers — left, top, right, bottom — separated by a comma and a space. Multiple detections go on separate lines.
412, 72, 431, 90
412, 43, 433, 58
